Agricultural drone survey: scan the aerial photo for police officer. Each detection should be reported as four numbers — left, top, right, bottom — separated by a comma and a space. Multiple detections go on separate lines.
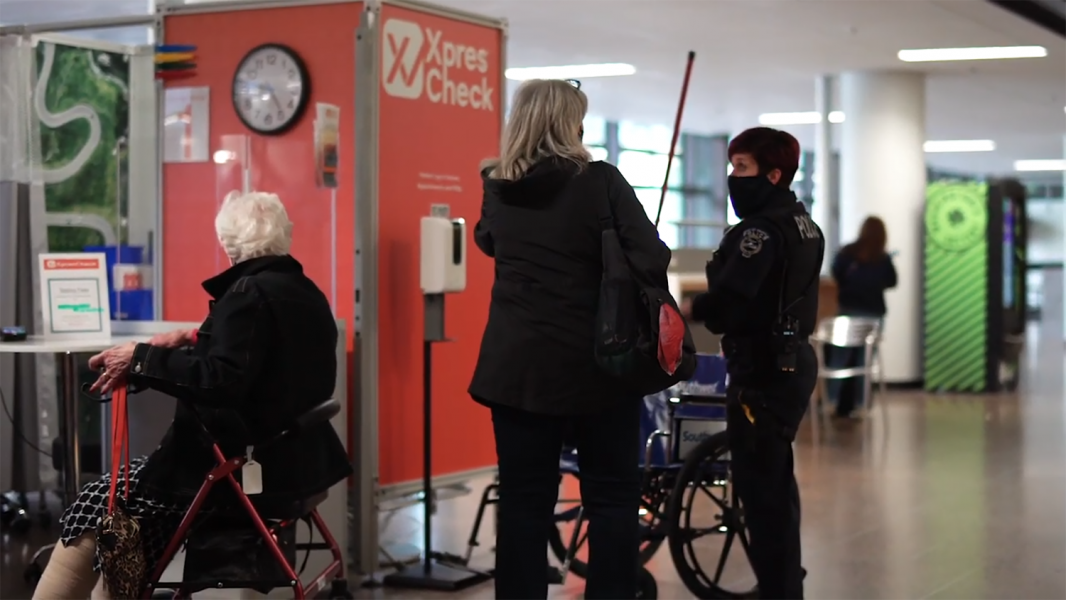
684, 127, 823, 600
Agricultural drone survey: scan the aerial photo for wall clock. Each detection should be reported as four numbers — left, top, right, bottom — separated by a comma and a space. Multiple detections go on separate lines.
232, 43, 310, 135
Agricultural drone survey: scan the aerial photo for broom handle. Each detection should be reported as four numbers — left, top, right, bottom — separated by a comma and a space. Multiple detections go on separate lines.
655, 50, 696, 229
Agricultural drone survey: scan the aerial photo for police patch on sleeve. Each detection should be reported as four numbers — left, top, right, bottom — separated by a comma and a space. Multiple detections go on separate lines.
739, 228, 770, 258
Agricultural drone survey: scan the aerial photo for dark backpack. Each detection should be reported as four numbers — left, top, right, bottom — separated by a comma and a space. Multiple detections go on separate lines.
592, 174, 697, 396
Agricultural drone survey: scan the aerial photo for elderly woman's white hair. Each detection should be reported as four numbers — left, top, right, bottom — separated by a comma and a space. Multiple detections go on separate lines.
215, 191, 293, 263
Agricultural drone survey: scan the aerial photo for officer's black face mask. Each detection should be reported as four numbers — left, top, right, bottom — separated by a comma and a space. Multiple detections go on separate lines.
728, 175, 778, 219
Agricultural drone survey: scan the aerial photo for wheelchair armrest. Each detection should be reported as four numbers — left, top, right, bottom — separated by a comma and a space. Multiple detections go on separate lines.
272, 400, 338, 443
291, 399, 340, 435
256, 399, 339, 450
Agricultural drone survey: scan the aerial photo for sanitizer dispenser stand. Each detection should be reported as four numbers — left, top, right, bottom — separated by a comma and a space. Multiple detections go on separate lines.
383, 208, 490, 591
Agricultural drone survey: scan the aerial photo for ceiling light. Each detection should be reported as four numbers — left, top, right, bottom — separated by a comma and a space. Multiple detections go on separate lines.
1014, 159, 1066, 172
923, 140, 996, 153
898, 46, 1047, 62
757, 111, 845, 126
505, 63, 636, 81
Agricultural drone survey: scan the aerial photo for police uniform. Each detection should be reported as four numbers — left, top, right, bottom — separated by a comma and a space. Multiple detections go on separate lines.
690, 188, 824, 600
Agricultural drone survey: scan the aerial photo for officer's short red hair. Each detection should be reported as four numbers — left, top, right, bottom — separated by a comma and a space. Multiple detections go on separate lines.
728, 127, 801, 188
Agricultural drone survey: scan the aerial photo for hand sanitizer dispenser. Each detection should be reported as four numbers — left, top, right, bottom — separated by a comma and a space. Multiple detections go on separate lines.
420, 216, 466, 294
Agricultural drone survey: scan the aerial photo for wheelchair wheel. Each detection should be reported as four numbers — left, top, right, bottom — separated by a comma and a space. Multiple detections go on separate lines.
636, 566, 658, 599
548, 471, 671, 578
666, 431, 758, 599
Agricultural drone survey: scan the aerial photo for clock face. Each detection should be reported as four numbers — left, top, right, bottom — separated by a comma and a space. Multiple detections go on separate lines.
232, 44, 310, 135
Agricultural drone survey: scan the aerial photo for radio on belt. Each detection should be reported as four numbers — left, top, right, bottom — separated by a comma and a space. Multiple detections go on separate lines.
419, 215, 466, 294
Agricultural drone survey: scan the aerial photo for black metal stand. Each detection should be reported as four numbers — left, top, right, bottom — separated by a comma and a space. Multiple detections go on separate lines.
382, 294, 492, 592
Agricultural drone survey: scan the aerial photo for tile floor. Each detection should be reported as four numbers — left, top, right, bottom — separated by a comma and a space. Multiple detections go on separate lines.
4, 317, 1064, 599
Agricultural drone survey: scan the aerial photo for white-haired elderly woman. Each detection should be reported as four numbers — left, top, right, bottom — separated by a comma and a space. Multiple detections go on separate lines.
33, 192, 352, 600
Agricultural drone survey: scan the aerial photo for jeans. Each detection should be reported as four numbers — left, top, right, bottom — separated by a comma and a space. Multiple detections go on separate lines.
490, 400, 642, 600
825, 313, 882, 416
825, 345, 867, 415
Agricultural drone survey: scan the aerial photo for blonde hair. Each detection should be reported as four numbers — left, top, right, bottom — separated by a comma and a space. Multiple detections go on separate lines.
483, 79, 592, 180
215, 191, 293, 263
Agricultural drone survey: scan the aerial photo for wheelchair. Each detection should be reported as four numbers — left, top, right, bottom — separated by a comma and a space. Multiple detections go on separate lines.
461, 355, 759, 600
144, 398, 351, 600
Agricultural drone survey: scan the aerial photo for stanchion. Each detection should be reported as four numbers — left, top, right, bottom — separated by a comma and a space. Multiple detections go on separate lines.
382, 293, 491, 591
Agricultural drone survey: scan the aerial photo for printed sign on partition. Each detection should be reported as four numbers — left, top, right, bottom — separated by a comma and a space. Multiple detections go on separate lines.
314, 103, 340, 188
381, 16, 495, 111
376, 4, 502, 486
38, 253, 111, 340
163, 86, 210, 163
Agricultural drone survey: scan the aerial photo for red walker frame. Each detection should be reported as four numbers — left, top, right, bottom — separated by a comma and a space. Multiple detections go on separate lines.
141, 442, 345, 599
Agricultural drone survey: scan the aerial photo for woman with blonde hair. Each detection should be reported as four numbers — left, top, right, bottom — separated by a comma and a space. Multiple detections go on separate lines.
469, 79, 671, 599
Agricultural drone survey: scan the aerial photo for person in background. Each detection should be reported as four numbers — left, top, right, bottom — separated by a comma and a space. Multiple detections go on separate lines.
32, 191, 351, 599
469, 79, 671, 600
829, 216, 897, 418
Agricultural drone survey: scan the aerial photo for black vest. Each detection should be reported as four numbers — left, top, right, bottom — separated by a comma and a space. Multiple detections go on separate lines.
724, 201, 825, 337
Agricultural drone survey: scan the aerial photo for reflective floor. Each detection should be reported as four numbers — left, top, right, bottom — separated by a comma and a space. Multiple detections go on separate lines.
3, 317, 1064, 599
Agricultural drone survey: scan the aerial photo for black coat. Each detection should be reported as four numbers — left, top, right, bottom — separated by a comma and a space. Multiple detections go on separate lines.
130, 255, 353, 505
832, 245, 897, 317
468, 159, 672, 416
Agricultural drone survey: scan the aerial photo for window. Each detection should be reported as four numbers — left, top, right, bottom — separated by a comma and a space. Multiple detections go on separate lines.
582, 115, 607, 146
726, 203, 741, 226
589, 146, 609, 162
618, 121, 679, 154
680, 192, 723, 249
635, 188, 682, 249
617, 151, 682, 188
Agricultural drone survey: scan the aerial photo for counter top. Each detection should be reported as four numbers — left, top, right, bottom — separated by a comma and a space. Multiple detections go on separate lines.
0, 335, 148, 354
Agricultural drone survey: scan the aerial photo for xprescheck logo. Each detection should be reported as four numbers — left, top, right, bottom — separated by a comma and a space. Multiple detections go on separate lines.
382, 18, 494, 111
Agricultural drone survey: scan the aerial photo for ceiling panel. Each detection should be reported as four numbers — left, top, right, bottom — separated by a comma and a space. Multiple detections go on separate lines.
0, 0, 150, 25
1, 0, 1062, 176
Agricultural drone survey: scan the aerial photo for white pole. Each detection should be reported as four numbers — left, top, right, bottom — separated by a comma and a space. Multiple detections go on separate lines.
813, 74, 833, 273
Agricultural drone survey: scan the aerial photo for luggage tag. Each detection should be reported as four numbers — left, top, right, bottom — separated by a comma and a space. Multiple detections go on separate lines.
242, 446, 263, 495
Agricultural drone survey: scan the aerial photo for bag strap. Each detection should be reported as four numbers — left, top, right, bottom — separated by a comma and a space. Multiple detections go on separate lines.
593, 162, 615, 232
107, 384, 130, 513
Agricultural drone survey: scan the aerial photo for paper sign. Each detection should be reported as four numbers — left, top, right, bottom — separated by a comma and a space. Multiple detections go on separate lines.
314, 103, 340, 188
38, 253, 111, 340
163, 87, 210, 163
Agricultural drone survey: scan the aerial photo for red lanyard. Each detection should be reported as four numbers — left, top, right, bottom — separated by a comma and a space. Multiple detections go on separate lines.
107, 385, 130, 512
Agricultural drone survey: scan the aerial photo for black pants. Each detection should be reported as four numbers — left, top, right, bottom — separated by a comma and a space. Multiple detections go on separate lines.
727, 346, 815, 600
825, 344, 866, 416
490, 400, 642, 600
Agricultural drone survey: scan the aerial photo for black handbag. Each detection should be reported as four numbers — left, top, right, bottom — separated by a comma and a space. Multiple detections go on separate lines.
592, 175, 697, 395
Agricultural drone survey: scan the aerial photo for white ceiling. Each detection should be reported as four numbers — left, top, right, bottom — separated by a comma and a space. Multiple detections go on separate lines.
2, 0, 1064, 179
433, 0, 1066, 179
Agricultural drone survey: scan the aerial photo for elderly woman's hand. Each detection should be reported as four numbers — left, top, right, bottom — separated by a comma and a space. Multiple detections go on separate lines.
88, 341, 138, 393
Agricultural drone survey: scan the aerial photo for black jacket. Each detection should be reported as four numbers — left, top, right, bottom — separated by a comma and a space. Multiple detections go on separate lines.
691, 192, 823, 372
130, 255, 353, 504
832, 245, 897, 316
468, 159, 672, 416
